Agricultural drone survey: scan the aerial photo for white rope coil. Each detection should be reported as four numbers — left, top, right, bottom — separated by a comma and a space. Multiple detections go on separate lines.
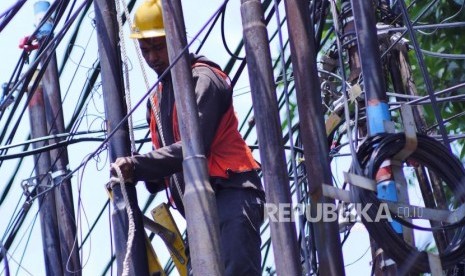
115, 0, 136, 154
110, 163, 135, 276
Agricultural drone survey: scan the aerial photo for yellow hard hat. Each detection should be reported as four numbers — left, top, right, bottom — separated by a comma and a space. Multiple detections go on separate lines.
130, 0, 165, 39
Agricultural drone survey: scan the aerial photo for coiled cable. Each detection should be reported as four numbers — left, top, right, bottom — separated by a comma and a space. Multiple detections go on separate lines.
351, 133, 465, 273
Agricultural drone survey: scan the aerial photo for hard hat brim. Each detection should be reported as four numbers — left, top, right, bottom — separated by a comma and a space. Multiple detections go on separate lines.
130, 29, 166, 39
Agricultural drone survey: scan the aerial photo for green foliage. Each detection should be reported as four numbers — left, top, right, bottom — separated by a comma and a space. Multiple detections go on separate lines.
406, 0, 465, 156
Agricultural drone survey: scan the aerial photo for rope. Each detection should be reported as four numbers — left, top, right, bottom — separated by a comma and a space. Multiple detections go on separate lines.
110, 163, 135, 276
118, 0, 184, 202
115, 0, 136, 154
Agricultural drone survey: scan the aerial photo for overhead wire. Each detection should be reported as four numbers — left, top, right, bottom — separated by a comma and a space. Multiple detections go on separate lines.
0, 1, 96, 270
398, 0, 453, 150
329, 0, 362, 175
416, 0, 465, 36
220, 0, 244, 60
0, 0, 27, 34
3, 0, 465, 274
0, 240, 9, 276
0, 0, 91, 166
9, 5, 236, 274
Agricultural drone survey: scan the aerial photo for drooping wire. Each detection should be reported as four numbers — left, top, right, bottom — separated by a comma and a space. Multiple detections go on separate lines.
220, 1, 244, 60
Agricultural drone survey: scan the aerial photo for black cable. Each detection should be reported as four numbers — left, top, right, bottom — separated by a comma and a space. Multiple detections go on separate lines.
0, 0, 90, 155
220, 2, 245, 60
195, 0, 227, 55
0, 240, 9, 276
0, 0, 27, 34
352, 133, 465, 273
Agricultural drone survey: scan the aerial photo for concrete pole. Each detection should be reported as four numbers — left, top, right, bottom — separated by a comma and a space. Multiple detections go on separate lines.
239, 0, 301, 275
350, 1, 399, 274
28, 83, 63, 276
93, 0, 149, 274
161, 0, 224, 275
284, 0, 346, 274
34, 1, 81, 274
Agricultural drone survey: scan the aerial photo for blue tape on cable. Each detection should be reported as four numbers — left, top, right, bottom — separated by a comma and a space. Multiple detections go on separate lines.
377, 180, 403, 233
367, 102, 391, 135
34, 1, 53, 39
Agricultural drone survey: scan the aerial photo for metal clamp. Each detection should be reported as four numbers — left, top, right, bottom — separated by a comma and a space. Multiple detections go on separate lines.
394, 105, 418, 161
51, 169, 69, 180
344, 172, 377, 192
21, 173, 52, 196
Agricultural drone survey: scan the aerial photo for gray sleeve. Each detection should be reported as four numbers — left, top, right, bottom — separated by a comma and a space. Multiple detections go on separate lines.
132, 69, 230, 182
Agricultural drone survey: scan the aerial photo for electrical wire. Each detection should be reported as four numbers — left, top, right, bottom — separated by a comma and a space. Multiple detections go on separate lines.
351, 133, 465, 273
399, 0, 453, 151
329, 0, 362, 175
5, 5, 236, 269
0, 0, 91, 165
220, 1, 245, 60
0, 240, 9, 276
0, 0, 27, 34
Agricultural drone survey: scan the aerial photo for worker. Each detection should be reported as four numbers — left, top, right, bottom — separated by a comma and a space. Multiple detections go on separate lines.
110, 0, 265, 275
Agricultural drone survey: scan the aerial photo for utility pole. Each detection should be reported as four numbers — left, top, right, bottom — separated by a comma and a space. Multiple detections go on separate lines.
350, 0, 400, 275
161, 0, 223, 275
93, 0, 149, 274
239, 0, 301, 275
284, 0, 345, 275
34, 1, 81, 274
28, 80, 63, 276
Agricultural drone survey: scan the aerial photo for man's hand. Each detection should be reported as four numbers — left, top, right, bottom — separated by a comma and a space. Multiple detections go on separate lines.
110, 157, 135, 183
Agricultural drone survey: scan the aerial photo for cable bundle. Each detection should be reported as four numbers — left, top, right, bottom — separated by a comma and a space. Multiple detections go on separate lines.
351, 133, 465, 273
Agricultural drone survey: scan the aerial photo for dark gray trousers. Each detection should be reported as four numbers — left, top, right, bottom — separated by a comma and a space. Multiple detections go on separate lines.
216, 187, 265, 276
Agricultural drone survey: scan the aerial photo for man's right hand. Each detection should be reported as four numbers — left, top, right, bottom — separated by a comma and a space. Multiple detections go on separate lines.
110, 157, 135, 183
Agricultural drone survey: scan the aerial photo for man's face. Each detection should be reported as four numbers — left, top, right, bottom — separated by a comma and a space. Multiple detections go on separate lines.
138, 36, 169, 76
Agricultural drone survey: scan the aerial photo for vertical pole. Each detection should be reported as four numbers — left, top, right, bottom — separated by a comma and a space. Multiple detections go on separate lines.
350, 0, 390, 135
350, 1, 400, 274
28, 83, 63, 276
93, 0, 149, 274
161, 1, 224, 275
34, 2, 81, 274
239, 0, 301, 275
284, 0, 345, 275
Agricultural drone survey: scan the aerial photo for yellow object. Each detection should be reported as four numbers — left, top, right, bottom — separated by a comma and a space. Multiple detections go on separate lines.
152, 203, 188, 276
325, 112, 342, 135
145, 234, 166, 276
130, 0, 165, 39
105, 183, 164, 275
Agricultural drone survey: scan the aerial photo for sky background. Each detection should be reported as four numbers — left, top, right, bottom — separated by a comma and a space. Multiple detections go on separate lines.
0, 0, 436, 275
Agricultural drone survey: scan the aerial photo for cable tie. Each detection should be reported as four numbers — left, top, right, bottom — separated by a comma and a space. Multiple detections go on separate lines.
394, 105, 417, 161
